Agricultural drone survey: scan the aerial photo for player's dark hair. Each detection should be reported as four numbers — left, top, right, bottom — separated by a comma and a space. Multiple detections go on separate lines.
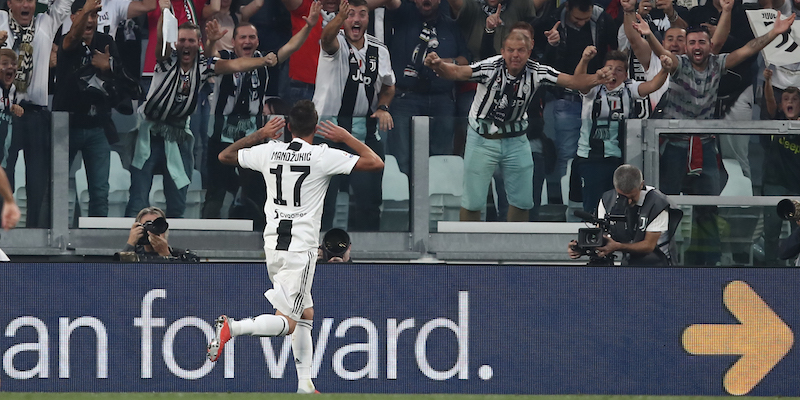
288, 100, 318, 138
349, 0, 368, 7
784, 87, 800, 96
605, 50, 628, 64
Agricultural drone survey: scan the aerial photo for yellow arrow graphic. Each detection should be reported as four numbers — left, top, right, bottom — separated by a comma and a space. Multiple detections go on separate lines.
682, 280, 794, 396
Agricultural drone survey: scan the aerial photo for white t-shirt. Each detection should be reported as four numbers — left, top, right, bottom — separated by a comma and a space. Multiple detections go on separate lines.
61, 0, 131, 38
238, 137, 359, 252
313, 32, 395, 118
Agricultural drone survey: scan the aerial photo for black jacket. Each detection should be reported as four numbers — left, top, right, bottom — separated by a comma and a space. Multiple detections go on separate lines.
533, 2, 618, 74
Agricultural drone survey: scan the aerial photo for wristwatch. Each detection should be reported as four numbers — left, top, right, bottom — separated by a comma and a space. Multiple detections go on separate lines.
378, 104, 390, 112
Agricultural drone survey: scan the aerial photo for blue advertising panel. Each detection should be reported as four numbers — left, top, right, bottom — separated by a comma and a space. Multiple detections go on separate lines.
1, 263, 799, 395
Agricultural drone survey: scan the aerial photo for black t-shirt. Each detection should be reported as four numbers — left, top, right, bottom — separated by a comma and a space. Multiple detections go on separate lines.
53, 31, 120, 128
562, 24, 595, 73
763, 131, 800, 193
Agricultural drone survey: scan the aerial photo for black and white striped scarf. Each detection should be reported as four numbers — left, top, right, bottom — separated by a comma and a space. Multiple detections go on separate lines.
8, 16, 33, 93
144, 52, 205, 124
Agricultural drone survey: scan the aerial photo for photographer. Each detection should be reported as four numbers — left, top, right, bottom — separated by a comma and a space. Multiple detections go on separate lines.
318, 228, 352, 263
568, 164, 680, 266
120, 206, 198, 261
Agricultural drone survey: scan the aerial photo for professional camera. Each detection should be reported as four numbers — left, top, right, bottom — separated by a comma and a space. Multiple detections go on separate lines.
572, 210, 625, 265
321, 228, 350, 261
777, 199, 800, 221
137, 217, 169, 246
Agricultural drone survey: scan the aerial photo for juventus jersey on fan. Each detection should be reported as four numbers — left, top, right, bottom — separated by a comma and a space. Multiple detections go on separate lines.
468, 55, 561, 123
238, 138, 359, 252
313, 32, 395, 118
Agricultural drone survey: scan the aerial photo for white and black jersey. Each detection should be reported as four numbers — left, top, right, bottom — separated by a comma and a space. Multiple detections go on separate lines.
140, 49, 215, 124
238, 138, 359, 252
209, 49, 269, 142
61, 0, 130, 38
313, 32, 395, 118
468, 55, 561, 123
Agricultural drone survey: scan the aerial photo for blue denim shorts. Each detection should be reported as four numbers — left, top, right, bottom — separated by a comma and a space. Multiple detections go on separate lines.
461, 126, 534, 211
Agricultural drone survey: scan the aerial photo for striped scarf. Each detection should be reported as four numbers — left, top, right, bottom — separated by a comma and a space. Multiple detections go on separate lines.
143, 51, 204, 134
8, 17, 33, 93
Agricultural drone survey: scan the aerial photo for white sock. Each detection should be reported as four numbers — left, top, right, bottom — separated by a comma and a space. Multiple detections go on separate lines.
293, 319, 315, 393
230, 314, 290, 337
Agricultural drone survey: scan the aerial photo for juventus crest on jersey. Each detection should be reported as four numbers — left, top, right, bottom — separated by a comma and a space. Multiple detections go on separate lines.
313, 32, 395, 118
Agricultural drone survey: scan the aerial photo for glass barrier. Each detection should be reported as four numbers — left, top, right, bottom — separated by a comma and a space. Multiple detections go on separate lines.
674, 204, 796, 267
14, 111, 800, 266
60, 113, 417, 233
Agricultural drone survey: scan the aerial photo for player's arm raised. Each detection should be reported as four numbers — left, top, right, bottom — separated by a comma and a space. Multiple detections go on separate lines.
317, 120, 384, 171
219, 117, 286, 166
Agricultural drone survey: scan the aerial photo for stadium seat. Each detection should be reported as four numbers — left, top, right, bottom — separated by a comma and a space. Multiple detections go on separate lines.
381, 155, 409, 231
429, 155, 463, 230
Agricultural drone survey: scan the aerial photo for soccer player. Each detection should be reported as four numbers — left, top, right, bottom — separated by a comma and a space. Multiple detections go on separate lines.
207, 100, 383, 393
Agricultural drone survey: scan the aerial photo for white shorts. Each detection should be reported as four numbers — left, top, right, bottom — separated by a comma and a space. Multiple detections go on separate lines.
263, 249, 317, 321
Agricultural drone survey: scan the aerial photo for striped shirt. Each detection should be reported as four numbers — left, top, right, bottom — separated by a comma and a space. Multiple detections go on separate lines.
141, 49, 215, 125
660, 53, 728, 121
468, 55, 561, 123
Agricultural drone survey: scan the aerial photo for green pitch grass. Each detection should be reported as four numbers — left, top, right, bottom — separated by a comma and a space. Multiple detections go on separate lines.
1, 395, 799, 400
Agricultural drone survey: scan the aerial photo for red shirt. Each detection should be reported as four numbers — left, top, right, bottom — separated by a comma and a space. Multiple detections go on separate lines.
143, 0, 207, 75
289, 0, 324, 84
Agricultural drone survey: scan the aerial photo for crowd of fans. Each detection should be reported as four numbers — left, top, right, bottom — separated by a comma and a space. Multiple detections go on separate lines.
1, 0, 799, 263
